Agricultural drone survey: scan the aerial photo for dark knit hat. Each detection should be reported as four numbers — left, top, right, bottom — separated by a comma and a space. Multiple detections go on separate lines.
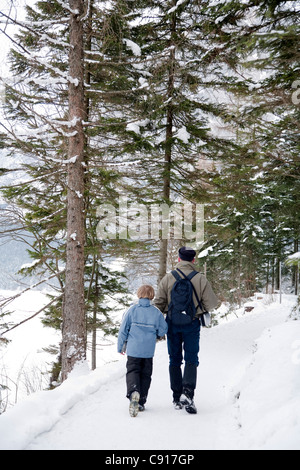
178, 246, 196, 262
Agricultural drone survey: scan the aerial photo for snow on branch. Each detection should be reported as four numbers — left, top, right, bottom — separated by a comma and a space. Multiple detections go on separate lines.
286, 252, 300, 267
81, 0, 91, 22
0, 11, 71, 48
26, 54, 81, 88
52, 117, 81, 129
288, 252, 300, 261
168, 0, 187, 15
123, 39, 141, 57
56, 0, 80, 15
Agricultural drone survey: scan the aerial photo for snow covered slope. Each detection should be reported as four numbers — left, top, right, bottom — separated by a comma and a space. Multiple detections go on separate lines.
0, 296, 299, 450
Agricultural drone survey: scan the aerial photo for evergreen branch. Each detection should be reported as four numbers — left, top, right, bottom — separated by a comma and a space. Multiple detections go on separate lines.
0, 25, 30, 55
0, 169, 66, 191
0, 271, 65, 310
0, 10, 69, 30
0, 294, 63, 337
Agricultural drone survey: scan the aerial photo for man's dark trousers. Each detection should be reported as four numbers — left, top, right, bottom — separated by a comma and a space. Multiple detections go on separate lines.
167, 318, 201, 401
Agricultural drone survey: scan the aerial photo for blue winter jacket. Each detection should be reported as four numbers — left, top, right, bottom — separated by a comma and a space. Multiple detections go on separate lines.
118, 298, 168, 358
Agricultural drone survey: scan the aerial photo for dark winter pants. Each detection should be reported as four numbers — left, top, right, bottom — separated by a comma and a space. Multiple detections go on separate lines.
167, 318, 201, 402
126, 356, 153, 406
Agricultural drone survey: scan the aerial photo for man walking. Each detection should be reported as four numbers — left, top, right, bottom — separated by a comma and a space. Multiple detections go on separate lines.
154, 247, 218, 414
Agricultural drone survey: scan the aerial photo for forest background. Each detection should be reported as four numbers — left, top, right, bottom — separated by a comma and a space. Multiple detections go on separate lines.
0, 0, 299, 385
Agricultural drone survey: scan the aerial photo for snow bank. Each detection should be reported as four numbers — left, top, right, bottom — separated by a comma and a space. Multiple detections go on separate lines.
234, 321, 300, 450
0, 360, 125, 450
0, 288, 124, 411
0, 290, 61, 408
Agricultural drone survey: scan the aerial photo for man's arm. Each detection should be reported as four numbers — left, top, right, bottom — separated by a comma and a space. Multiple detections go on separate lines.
157, 311, 168, 337
200, 278, 219, 312
154, 276, 169, 314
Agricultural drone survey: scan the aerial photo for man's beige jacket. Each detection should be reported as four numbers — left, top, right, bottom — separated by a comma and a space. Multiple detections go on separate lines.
154, 260, 219, 317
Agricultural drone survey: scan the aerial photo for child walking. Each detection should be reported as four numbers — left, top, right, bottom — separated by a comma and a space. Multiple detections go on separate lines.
118, 285, 168, 417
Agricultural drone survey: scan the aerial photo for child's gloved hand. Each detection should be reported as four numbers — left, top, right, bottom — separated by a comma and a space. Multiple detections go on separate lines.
156, 335, 166, 342
120, 342, 127, 355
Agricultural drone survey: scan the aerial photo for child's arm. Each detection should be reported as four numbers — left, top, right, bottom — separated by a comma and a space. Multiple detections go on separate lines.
120, 341, 127, 355
117, 308, 132, 354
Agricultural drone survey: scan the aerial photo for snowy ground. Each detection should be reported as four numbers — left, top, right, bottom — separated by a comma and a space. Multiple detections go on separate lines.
0, 288, 123, 409
0, 290, 61, 408
0, 293, 299, 450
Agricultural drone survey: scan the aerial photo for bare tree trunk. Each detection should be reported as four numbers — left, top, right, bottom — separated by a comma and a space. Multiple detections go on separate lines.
236, 234, 242, 308
158, 7, 177, 283
61, 0, 87, 381
294, 239, 299, 295
91, 266, 99, 371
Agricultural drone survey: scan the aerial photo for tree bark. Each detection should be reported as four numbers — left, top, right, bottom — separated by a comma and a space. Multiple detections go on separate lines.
294, 239, 299, 295
158, 7, 177, 283
61, 0, 87, 381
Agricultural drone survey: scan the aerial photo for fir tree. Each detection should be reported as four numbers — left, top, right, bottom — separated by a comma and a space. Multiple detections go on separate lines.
110, 0, 240, 281
0, 0, 140, 378
195, 0, 300, 301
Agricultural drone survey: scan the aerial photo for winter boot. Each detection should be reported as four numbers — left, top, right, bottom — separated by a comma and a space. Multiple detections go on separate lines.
173, 400, 183, 410
129, 391, 140, 418
180, 393, 192, 407
185, 400, 197, 415
180, 390, 197, 414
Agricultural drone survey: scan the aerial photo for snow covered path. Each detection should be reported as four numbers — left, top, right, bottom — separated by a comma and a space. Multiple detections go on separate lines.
1, 298, 300, 450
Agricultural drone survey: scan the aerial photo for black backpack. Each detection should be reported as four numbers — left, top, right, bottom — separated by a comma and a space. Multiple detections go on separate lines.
168, 269, 201, 326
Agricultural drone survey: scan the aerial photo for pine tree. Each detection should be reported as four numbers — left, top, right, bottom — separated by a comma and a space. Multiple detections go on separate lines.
109, 0, 240, 281
194, 0, 300, 302
60, 0, 87, 380
0, 0, 139, 378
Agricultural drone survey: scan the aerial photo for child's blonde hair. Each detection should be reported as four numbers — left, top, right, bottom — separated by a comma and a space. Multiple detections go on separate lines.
137, 285, 155, 300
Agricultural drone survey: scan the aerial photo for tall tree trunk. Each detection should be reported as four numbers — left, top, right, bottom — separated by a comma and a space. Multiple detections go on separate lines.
266, 256, 270, 294
91, 268, 99, 371
158, 6, 176, 283
272, 257, 275, 293
236, 233, 242, 308
294, 239, 299, 295
61, 0, 87, 381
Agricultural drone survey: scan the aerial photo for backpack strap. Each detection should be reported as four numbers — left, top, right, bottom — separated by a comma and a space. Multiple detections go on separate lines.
171, 270, 182, 282
176, 268, 198, 282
